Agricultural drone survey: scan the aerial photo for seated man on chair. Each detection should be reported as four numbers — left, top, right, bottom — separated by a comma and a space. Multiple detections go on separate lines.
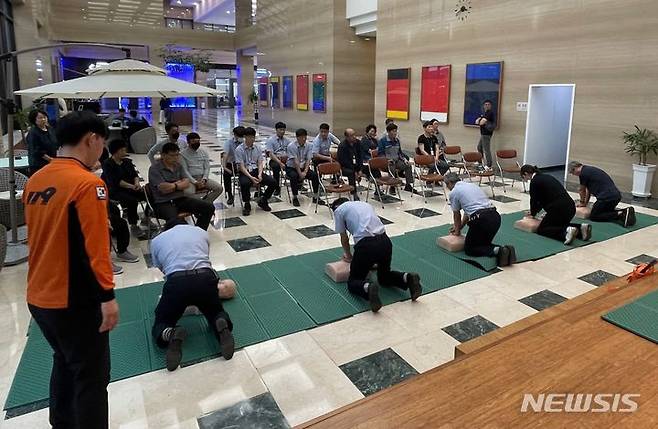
151, 218, 234, 371
568, 161, 636, 227
148, 143, 215, 230
235, 127, 276, 216
286, 128, 323, 207
222, 125, 245, 206
444, 172, 516, 267
311, 123, 339, 168
378, 122, 414, 192
147, 122, 185, 165
180, 132, 223, 203
265, 122, 291, 196
417, 120, 449, 175
337, 128, 362, 201
331, 198, 422, 312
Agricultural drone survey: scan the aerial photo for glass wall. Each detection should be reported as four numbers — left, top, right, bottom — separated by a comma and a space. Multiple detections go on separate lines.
0, 0, 18, 132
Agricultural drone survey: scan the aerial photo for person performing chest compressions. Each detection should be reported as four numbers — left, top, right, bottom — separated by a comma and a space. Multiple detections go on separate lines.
445, 172, 516, 267
331, 198, 422, 312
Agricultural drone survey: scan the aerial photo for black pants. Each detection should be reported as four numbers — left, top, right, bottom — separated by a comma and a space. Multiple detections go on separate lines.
362, 163, 381, 179
269, 159, 283, 190
465, 209, 501, 257
286, 167, 319, 196
29, 304, 110, 429
110, 188, 146, 225
238, 169, 276, 203
392, 159, 414, 186
537, 202, 582, 242
223, 163, 235, 198
154, 196, 215, 230
590, 197, 621, 222
109, 201, 130, 253
341, 166, 360, 194
152, 269, 232, 348
348, 233, 407, 300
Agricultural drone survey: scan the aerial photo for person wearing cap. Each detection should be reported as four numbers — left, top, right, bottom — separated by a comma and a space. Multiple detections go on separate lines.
331, 198, 422, 312
444, 172, 516, 267
378, 122, 414, 192
265, 122, 291, 196
568, 161, 636, 227
222, 125, 245, 206
286, 128, 323, 207
150, 218, 235, 371
235, 127, 277, 216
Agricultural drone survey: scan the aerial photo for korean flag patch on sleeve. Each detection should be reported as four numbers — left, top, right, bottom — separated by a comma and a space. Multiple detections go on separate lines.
96, 186, 107, 200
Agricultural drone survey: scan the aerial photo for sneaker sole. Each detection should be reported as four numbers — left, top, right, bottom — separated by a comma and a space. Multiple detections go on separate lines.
507, 246, 517, 264
581, 224, 592, 241
166, 327, 187, 371
118, 257, 140, 263
368, 283, 382, 313
408, 273, 422, 301
215, 318, 235, 360
497, 247, 510, 267
627, 207, 636, 227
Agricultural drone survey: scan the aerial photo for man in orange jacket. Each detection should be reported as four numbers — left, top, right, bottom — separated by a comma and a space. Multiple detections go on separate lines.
24, 110, 119, 429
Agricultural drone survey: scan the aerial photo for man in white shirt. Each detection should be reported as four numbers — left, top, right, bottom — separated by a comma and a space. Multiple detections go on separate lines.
311, 122, 340, 167
180, 132, 223, 203
331, 198, 422, 312
235, 127, 277, 216
265, 122, 291, 196
147, 122, 186, 164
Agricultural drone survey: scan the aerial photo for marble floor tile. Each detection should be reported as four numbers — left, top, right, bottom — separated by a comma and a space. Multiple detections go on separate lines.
197, 392, 289, 429
226, 235, 271, 252
625, 254, 658, 265
490, 195, 520, 203
404, 208, 440, 218
486, 266, 560, 300
371, 194, 401, 204
296, 225, 337, 239
518, 289, 568, 311
547, 278, 598, 299
390, 329, 459, 373
442, 315, 499, 343
339, 348, 418, 396
577, 270, 619, 286
219, 216, 247, 229
271, 209, 306, 220
378, 216, 393, 225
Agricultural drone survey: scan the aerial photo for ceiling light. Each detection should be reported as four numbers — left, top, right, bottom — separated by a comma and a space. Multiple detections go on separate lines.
226, 10, 230, 14
176, 0, 181, 4
87, 1, 109, 5
118, 0, 141, 4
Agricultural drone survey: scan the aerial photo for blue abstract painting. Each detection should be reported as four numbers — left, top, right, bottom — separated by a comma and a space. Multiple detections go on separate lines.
463, 62, 503, 127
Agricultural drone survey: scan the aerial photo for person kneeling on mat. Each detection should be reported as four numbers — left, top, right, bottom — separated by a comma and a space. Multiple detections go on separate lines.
151, 218, 235, 371
568, 161, 636, 227
330, 198, 422, 312
521, 165, 592, 245
444, 172, 516, 267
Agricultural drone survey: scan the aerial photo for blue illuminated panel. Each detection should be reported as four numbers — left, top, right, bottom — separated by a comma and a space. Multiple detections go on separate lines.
165, 62, 197, 108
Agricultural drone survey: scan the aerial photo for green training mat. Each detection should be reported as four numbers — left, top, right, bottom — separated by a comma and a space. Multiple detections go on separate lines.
602, 289, 658, 344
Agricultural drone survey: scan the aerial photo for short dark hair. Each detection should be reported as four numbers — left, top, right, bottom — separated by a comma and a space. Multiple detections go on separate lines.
28, 108, 48, 126
520, 164, 540, 176
386, 123, 398, 132
165, 122, 179, 133
422, 120, 433, 128
385, 118, 395, 125
430, 118, 439, 125
296, 128, 307, 137
275, 122, 286, 129
483, 99, 493, 105
243, 127, 256, 137
186, 132, 200, 142
108, 139, 127, 155
365, 124, 377, 134
55, 111, 108, 147
232, 126, 245, 137
129, 110, 138, 118
161, 142, 180, 154
164, 217, 188, 231
319, 123, 330, 131
330, 197, 349, 211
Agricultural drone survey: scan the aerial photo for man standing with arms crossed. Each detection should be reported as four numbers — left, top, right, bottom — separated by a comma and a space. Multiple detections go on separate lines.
24, 111, 119, 429
475, 100, 496, 168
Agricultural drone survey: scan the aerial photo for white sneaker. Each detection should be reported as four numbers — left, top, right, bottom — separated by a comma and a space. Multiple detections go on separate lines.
564, 226, 578, 245
112, 263, 124, 275
117, 250, 140, 263
580, 223, 592, 241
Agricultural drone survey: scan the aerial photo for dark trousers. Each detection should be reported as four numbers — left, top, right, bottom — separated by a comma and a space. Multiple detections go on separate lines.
28, 304, 110, 429
348, 233, 407, 300
269, 159, 283, 190
590, 197, 622, 222
109, 201, 130, 253
154, 196, 215, 230
152, 269, 232, 348
223, 163, 235, 198
537, 202, 582, 242
286, 167, 319, 196
238, 169, 276, 203
110, 188, 145, 225
392, 159, 414, 186
465, 209, 501, 257
341, 166, 360, 194
362, 163, 381, 179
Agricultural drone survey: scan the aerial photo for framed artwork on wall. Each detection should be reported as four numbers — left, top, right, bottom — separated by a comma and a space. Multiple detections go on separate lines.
270, 76, 280, 108
312, 73, 327, 112
463, 61, 503, 128
296, 74, 308, 111
386, 68, 411, 120
258, 76, 269, 107
282, 76, 293, 109
420, 65, 451, 123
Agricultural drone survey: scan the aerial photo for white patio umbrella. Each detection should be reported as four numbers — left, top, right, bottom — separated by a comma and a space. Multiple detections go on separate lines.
15, 59, 220, 98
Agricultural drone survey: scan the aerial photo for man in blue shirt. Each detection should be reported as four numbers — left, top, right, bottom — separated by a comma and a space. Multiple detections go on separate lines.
311, 123, 340, 167
151, 218, 234, 371
265, 122, 291, 196
378, 122, 414, 192
235, 127, 276, 216
331, 198, 422, 312
445, 172, 516, 267
286, 128, 323, 207
222, 126, 245, 206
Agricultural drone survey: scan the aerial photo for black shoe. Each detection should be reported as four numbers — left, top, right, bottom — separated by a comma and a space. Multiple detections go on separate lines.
389, 186, 396, 195
215, 318, 235, 360
406, 273, 422, 301
352, 193, 360, 201
257, 199, 272, 212
404, 184, 414, 192
312, 197, 327, 206
624, 206, 636, 227
292, 197, 300, 207
496, 246, 511, 267
165, 327, 187, 372
227, 195, 234, 206
506, 245, 517, 265
242, 203, 251, 216
274, 188, 281, 197
368, 283, 382, 313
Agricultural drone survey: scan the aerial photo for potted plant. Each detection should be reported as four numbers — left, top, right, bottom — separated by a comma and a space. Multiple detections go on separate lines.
623, 125, 658, 197
249, 89, 259, 121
